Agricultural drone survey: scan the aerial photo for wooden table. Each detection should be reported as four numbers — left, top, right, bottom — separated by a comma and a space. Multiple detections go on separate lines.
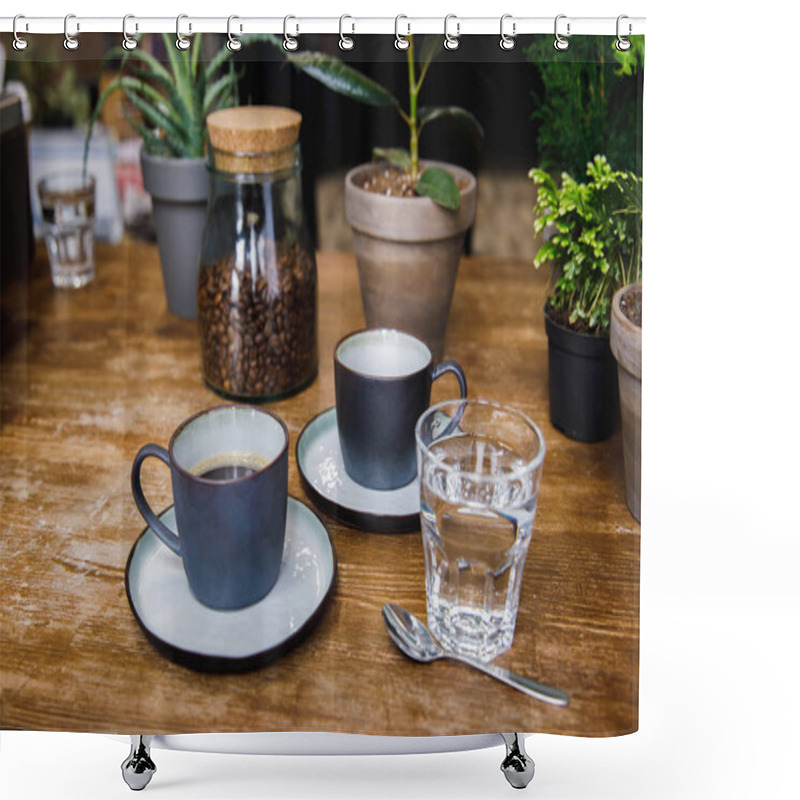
0, 243, 639, 737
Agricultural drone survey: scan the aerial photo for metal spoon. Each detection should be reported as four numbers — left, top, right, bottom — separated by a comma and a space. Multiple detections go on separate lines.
382, 603, 569, 707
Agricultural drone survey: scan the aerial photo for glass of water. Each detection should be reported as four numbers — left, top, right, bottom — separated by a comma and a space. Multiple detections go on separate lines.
37, 172, 96, 289
415, 399, 546, 662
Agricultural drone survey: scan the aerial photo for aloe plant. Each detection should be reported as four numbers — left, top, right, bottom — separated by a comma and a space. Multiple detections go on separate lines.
288, 35, 484, 210
530, 155, 642, 335
85, 33, 239, 162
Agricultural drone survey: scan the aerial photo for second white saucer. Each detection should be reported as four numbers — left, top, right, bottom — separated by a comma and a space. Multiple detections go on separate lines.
296, 407, 420, 533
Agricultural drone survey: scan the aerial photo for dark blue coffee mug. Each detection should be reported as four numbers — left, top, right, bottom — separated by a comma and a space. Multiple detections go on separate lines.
334, 328, 467, 490
131, 405, 289, 610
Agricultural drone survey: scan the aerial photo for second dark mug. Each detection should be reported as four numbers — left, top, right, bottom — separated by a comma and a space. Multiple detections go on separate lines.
334, 328, 467, 490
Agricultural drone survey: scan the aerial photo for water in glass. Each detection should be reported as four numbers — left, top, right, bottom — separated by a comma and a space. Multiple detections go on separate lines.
39, 176, 95, 289
420, 432, 538, 662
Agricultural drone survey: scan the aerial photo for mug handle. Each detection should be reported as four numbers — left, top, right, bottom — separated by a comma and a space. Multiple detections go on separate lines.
131, 443, 181, 556
431, 359, 467, 398
431, 359, 468, 438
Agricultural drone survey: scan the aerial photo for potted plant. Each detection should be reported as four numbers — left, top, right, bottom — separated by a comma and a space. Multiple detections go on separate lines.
610, 282, 642, 521
530, 155, 642, 442
86, 34, 240, 319
289, 36, 483, 360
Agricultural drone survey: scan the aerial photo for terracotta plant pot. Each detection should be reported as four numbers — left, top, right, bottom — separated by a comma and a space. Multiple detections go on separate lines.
610, 283, 642, 522
544, 309, 619, 443
140, 152, 209, 319
344, 162, 477, 361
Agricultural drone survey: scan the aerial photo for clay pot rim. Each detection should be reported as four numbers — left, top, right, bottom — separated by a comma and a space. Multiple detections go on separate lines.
610, 283, 642, 380
611, 283, 642, 340
140, 150, 206, 165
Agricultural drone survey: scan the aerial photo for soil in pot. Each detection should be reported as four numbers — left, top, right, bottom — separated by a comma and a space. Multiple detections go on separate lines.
619, 285, 642, 327
356, 164, 471, 198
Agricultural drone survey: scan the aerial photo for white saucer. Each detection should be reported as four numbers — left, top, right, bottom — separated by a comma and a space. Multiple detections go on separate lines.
296, 407, 420, 533
125, 497, 336, 672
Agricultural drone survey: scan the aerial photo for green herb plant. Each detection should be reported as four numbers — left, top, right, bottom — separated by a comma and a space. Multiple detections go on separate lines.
530, 155, 642, 335
290, 35, 483, 210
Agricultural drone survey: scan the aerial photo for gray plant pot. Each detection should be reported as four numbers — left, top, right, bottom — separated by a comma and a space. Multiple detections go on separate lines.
140, 152, 209, 319
610, 283, 642, 522
344, 162, 476, 361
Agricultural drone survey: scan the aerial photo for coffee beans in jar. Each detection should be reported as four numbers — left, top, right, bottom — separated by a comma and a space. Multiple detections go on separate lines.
198, 240, 317, 400
199, 106, 318, 401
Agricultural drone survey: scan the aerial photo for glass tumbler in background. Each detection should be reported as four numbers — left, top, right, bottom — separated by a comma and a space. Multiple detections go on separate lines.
415, 399, 546, 662
37, 172, 96, 289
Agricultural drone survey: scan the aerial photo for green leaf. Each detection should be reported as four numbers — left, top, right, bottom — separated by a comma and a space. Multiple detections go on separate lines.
203, 72, 239, 115
372, 147, 411, 172
415, 166, 461, 210
128, 64, 192, 129
121, 86, 193, 157
416, 35, 441, 71
418, 106, 485, 146
286, 51, 398, 107
206, 41, 235, 80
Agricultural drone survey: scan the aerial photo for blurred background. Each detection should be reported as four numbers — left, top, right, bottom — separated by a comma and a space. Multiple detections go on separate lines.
1, 31, 643, 257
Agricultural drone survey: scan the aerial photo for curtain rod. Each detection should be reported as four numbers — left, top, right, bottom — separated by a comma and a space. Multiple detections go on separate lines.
1, 15, 646, 38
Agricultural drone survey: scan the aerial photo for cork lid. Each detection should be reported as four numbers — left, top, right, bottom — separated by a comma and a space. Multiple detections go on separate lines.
206, 106, 302, 174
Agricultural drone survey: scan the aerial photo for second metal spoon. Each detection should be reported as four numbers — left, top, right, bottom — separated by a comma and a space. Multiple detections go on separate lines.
382, 603, 569, 707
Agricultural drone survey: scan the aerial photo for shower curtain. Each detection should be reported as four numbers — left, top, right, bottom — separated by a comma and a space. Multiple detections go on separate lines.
0, 13, 643, 795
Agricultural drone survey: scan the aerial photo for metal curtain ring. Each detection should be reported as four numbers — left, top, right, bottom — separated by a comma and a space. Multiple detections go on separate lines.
616, 14, 632, 51
64, 14, 79, 51
227, 15, 242, 52
444, 14, 460, 51
499, 14, 516, 50
554, 14, 570, 51
283, 15, 299, 51
122, 14, 138, 51
12, 14, 29, 51
394, 15, 410, 51
176, 14, 191, 50
339, 15, 355, 51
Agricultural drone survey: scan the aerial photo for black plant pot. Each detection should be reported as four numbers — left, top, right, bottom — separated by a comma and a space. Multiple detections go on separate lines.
544, 310, 619, 442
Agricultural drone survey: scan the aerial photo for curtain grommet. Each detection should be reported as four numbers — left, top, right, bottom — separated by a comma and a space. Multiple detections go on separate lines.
554, 14, 570, 51
227, 15, 243, 52
444, 14, 460, 51
12, 14, 29, 51
63, 13, 80, 51
339, 14, 355, 51
615, 15, 632, 51
499, 14, 516, 51
394, 15, 410, 51
283, 15, 299, 51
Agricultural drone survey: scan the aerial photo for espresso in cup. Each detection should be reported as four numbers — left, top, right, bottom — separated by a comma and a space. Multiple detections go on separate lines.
334, 328, 467, 490
131, 405, 289, 610
190, 452, 272, 481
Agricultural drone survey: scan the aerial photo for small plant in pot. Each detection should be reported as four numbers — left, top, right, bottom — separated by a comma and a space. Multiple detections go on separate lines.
85, 34, 241, 319
530, 155, 642, 442
289, 36, 483, 360
611, 282, 642, 521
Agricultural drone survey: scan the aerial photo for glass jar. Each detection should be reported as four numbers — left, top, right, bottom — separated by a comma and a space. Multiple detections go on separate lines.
198, 107, 317, 401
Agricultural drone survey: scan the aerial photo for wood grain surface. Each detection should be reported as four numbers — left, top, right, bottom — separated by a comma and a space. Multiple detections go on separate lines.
0, 243, 639, 736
